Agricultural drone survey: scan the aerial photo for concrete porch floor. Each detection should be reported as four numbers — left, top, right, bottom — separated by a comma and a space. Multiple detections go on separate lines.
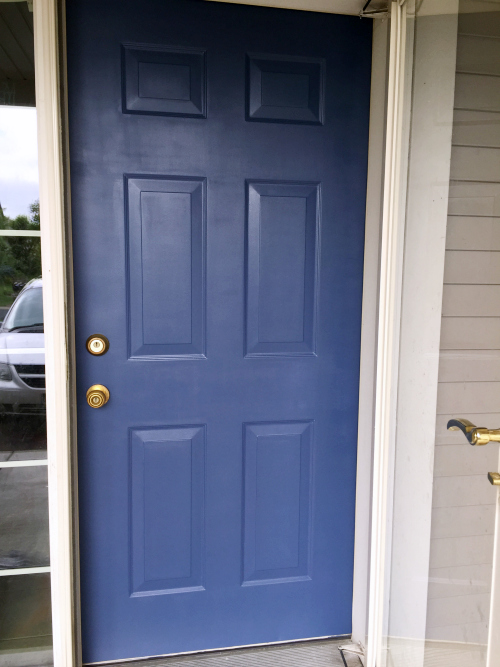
93, 639, 362, 667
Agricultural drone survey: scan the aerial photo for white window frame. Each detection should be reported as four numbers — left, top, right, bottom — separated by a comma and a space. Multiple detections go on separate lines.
32, 1, 409, 666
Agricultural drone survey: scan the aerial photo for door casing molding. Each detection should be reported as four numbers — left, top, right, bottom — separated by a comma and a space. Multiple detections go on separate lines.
351, 16, 389, 652
34, 0, 81, 665
34, 1, 388, 665
366, 3, 412, 665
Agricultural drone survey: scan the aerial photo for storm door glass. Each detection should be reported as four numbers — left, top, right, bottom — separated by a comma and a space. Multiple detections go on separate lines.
382, 2, 500, 667
0, 2, 52, 665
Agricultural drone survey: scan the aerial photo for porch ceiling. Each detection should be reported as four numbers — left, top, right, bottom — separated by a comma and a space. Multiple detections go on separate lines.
0, 1, 35, 106
0, 2, 33, 82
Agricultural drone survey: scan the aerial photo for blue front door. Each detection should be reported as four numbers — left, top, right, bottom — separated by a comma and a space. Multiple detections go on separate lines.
67, 0, 371, 662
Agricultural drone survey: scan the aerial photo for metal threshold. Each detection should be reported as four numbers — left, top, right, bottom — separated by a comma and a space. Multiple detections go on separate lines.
87, 638, 363, 667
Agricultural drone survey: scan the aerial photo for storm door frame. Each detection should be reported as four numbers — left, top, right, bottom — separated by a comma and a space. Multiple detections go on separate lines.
33, 0, 394, 665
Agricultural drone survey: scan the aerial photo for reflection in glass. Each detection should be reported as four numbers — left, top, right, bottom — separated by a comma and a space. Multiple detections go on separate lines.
422, 9, 500, 666
3, 282, 43, 331
0, 280, 45, 462
383, 4, 500, 667
0, 202, 41, 314
0, 416, 47, 461
0, 465, 49, 569
0, 574, 52, 664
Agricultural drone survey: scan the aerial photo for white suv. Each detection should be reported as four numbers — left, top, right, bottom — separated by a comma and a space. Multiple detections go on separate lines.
0, 279, 45, 415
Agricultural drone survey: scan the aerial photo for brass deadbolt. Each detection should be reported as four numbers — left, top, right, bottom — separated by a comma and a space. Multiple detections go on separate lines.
86, 384, 110, 408
86, 334, 109, 356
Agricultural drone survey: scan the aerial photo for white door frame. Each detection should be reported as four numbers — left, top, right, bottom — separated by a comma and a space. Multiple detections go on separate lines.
31, 0, 400, 665
366, 3, 412, 665
34, 0, 80, 665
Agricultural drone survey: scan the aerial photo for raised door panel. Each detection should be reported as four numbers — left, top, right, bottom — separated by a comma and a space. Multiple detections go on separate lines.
246, 54, 325, 125
242, 421, 313, 585
126, 176, 206, 358
245, 181, 319, 357
122, 44, 206, 118
130, 426, 205, 596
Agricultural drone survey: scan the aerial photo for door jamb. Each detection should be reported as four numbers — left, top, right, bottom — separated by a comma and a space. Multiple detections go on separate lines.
33, 1, 392, 665
351, 16, 389, 653
34, 0, 81, 665
365, 3, 412, 665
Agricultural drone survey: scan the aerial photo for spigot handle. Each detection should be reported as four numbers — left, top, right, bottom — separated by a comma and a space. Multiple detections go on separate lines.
447, 418, 495, 446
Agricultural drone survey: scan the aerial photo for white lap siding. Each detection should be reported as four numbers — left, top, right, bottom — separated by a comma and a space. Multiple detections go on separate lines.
426, 8, 500, 645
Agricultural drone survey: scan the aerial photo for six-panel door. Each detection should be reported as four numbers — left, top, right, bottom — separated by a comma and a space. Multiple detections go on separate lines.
67, 0, 372, 662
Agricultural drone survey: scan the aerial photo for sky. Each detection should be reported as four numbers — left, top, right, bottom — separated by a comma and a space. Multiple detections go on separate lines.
0, 106, 39, 219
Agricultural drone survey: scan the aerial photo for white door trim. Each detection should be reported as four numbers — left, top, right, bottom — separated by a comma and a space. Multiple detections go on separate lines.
366, 2, 412, 665
351, 16, 389, 651
34, 0, 80, 665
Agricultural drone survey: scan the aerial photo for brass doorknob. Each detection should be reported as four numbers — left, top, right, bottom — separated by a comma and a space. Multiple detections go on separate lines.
86, 384, 110, 408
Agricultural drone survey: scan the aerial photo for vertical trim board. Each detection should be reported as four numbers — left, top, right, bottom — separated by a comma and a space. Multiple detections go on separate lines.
33, 0, 78, 665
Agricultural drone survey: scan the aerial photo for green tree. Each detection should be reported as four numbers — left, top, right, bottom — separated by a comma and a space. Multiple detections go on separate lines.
0, 201, 41, 305
0, 238, 14, 284
0, 203, 10, 230
7, 201, 41, 280
28, 200, 40, 229
0, 204, 15, 285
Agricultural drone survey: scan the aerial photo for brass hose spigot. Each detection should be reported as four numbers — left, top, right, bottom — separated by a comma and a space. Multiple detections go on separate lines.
448, 418, 500, 486
447, 418, 500, 446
